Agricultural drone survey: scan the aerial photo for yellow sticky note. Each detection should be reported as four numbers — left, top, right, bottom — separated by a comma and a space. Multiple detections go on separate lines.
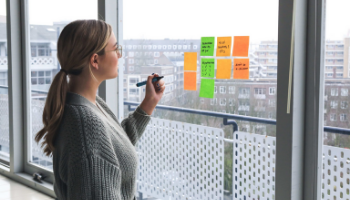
232, 36, 250, 57
233, 59, 250, 79
184, 71, 197, 90
216, 59, 232, 79
184, 52, 197, 71
216, 37, 232, 57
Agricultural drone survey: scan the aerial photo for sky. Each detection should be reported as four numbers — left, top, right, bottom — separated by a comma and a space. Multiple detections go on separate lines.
0, 0, 349, 42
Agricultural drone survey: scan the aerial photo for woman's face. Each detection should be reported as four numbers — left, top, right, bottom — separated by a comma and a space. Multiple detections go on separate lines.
98, 32, 121, 80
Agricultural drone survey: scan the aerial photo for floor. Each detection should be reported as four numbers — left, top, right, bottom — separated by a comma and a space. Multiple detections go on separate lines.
0, 174, 54, 200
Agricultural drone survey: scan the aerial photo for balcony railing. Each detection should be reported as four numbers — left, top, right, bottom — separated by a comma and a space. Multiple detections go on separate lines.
0, 85, 350, 199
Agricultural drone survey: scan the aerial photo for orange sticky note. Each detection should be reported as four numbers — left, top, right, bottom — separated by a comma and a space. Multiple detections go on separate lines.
232, 36, 250, 57
184, 71, 197, 90
233, 59, 250, 79
216, 59, 232, 79
216, 37, 232, 57
184, 52, 197, 71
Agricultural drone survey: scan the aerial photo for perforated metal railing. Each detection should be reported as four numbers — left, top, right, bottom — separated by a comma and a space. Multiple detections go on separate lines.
0, 89, 350, 199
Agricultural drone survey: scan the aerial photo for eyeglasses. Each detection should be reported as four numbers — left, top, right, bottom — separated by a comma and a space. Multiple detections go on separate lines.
105, 45, 122, 57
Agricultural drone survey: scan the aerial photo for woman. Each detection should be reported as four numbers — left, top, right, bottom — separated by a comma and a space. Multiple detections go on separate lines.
35, 20, 165, 200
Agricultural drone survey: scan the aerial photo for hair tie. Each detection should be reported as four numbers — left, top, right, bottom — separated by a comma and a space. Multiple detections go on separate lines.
60, 69, 68, 75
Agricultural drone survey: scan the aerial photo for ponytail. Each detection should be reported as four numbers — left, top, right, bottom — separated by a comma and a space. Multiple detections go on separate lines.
35, 70, 68, 156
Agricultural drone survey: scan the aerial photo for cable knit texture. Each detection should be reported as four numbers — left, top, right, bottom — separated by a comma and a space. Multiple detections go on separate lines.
53, 92, 150, 200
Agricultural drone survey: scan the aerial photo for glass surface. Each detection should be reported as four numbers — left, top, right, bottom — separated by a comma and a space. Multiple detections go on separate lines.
123, 0, 278, 199
0, 0, 9, 166
321, 1, 350, 199
28, 0, 97, 170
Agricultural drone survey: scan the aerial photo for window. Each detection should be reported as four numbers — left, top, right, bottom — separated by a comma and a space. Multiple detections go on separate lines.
193, 45, 197, 49
268, 99, 276, 107
269, 87, 276, 95
228, 86, 235, 94
129, 77, 140, 85
330, 101, 338, 109
229, 99, 234, 106
129, 88, 139, 95
330, 114, 337, 121
220, 98, 226, 106
254, 88, 266, 95
340, 101, 348, 109
214, 86, 217, 93
210, 98, 217, 105
154, 59, 158, 64
219, 86, 226, 94
340, 114, 347, 121
129, 59, 134, 64
154, 52, 160, 57
340, 88, 348, 96
163, 45, 166, 49
129, 66, 134, 71
168, 45, 172, 49
331, 88, 338, 96
30, 70, 52, 86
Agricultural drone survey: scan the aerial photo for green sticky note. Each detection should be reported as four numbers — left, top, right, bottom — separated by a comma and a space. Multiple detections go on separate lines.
200, 37, 215, 56
201, 58, 215, 78
199, 78, 215, 99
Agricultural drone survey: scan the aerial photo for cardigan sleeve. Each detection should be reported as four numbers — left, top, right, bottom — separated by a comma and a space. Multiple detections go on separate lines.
95, 96, 151, 145
58, 105, 122, 200
120, 106, 151, 145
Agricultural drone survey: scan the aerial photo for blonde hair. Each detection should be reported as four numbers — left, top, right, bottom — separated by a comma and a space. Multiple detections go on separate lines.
35, 20, 112, 156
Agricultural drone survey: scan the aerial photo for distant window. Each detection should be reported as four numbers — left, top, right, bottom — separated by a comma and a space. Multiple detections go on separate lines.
254, 88, 266, 95
163, 45, 167, 49
193, 45, 198, 49
340, 114, 347, 121
173, 45, 177, 50
219, 86, 226, 94
341, 101, 348, 109
229, 99, 234, 106
158, 45, 162, 49
178, 45, 182, 49
220, 98, 226, 106
154, 59, 158, 64
268, 99, 276, 107
153, 45, 157, 49
330, 101, 338, 109
269, 87, 276, 95
341, 88, 348, 96
331, 88, 338, 96
210, 98, 217, 105
229, 86, 235, 94
129, 66, 134, 71
129, 59, 134, 64
214, 86, 217, 93
330, 114, 337, 121
154, 52, 160, 57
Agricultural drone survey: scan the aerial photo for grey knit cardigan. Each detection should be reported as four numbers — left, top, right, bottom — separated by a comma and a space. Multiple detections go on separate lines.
52, 92, 150, 200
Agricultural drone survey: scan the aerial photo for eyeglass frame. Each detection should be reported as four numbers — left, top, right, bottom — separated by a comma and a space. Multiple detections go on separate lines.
105, 45, 122, 57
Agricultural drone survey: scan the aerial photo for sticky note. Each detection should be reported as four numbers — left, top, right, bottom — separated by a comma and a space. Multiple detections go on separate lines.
216, 37, 232, 57
184, 71, 197, 90
184, 52, 197, 71
199, 78, 215, 98
233, 58, 250, 79
201, 58, 215, 78
216, 59, 232, 79
232, 36, 250, 57
200, 37, 215, 56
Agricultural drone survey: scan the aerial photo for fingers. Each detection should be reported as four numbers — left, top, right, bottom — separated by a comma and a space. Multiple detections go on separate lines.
158, 84, 165, 93
147, 74, 156, 84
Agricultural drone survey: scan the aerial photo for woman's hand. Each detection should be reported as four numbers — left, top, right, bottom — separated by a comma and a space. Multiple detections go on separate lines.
139, 73, 165, 115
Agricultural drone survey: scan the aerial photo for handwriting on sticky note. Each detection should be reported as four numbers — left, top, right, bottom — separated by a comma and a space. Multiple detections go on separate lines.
232, 36, 250, 57
199, 78, 215, 98
201, 58, 215, 78
233, 59, 250, 79
184, 71, 197, 91
184, 52, 197, 71
216, 37, 232, 57
216, 59, 232, 79
200, 37, 215, 56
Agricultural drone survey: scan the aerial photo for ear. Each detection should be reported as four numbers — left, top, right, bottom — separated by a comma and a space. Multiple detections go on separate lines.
89, 53, 99, 70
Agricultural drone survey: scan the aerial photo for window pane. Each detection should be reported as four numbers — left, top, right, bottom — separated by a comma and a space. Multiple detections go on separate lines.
322, 1, 350, 199
28, 0, 97, 170
123, 0, 278, 199
0, 0, 9, 166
